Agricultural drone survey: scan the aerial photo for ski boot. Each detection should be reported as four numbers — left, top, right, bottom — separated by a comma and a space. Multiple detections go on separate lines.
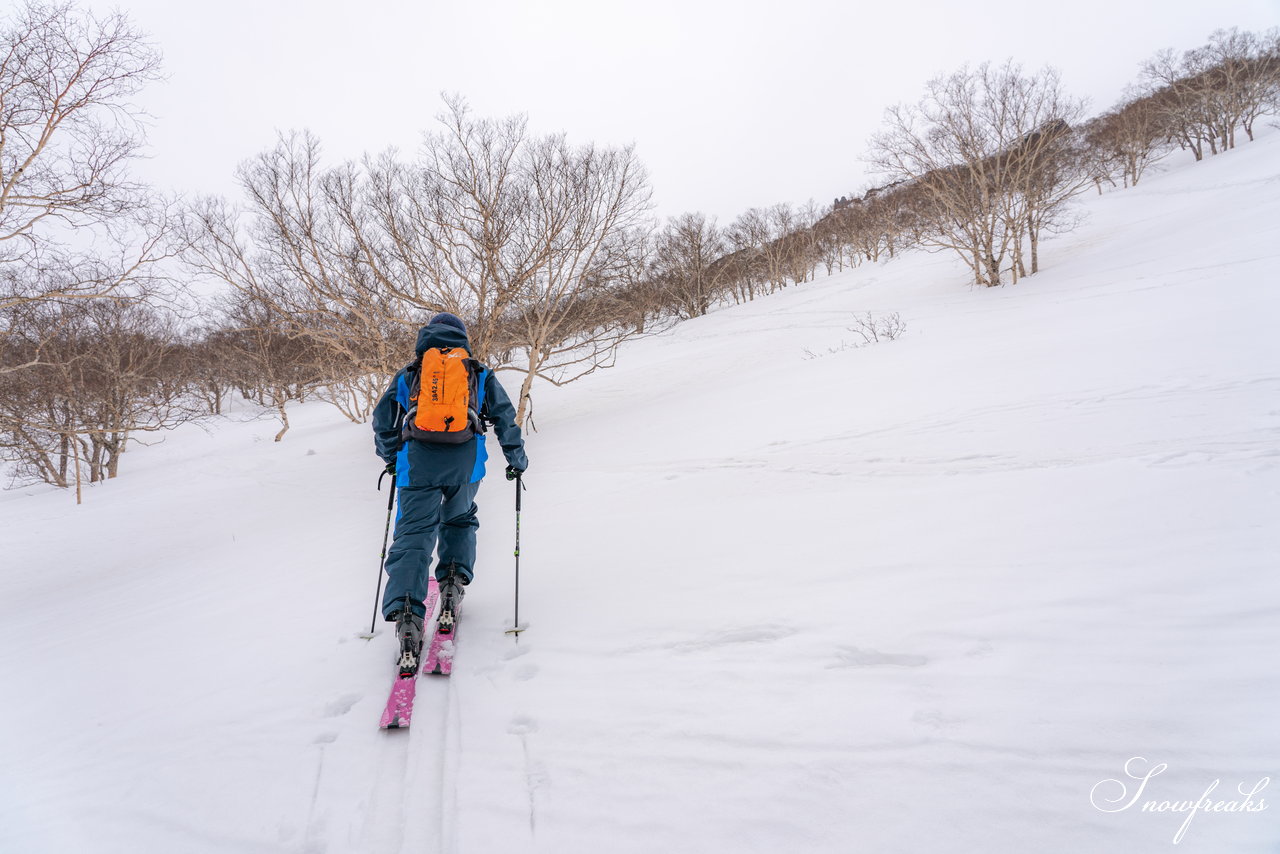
437, 570, 467, 636
394, 608, 425, 677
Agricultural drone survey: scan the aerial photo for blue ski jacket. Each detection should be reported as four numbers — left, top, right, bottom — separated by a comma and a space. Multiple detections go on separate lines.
372, 324, 528, 487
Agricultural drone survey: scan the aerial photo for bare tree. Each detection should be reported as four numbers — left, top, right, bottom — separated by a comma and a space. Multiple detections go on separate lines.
725, 204, 798, 296
724, 210, 768, 302
763, 202, 801, 289
1141, 47, 1225, 161
0, 297, 197, 498
0, 2, 187, 501
1084, 91, 1170, 189
867, 61, 1088, 287
813, 207, 847, 276
1001, 116, 1094, 279
503, 135, 652, 423
1138, 30, 1280, 163
821, 184, 913, 269
651, 212, 728, 319
390, 97, 546, 365
848, 311, 907, 344
183, 97, 656, 428
212, 292, 326, 442
0, 2, 165, 321
786, 200, 824, 283
174, 328, 237, 416
180, 135, 405, 423
1199, 27, 1280, 144
607, 229, 670, 334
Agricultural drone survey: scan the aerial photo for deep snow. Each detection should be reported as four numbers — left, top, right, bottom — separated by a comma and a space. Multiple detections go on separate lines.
3, 131, 1279, 854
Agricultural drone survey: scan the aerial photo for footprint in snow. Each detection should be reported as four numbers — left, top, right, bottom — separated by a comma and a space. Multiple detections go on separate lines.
912, 709, 965, 732
323, 693, 361, 717
668, 624, 797, 653
828, 646, 928, 668
508, 715, 539, 735
965, 641, 994, 658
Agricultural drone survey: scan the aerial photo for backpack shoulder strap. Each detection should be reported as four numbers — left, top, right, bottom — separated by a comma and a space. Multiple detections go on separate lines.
402, 357, 421, 402
467, 360, 491, 429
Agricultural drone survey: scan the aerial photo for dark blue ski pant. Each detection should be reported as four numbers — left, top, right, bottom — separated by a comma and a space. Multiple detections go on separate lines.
381, 481, 480, 619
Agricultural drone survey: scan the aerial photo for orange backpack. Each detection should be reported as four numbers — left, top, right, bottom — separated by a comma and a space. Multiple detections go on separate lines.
401, 347, 485, 444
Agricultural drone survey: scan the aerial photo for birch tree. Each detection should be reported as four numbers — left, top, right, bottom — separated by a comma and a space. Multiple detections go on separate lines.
867, 61, 1088, 287
183, 97, 655, 428
0, 1, 168, 340
652, 212, 728, 319
504, 137, 651, 424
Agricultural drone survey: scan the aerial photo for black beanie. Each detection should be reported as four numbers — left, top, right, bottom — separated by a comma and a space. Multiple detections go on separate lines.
428, 312, 467, 334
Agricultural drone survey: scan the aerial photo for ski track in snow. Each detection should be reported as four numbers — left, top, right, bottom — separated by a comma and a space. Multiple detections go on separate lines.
3, 131, 1280, 853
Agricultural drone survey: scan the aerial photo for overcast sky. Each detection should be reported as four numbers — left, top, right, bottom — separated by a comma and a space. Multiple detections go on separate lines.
82, 0, 1280, 223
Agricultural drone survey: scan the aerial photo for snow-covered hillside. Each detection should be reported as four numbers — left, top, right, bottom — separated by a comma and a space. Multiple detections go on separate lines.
3, 133, 1279, 854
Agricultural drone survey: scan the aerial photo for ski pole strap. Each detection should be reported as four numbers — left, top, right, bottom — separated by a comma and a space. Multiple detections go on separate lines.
378, 469, 396, 512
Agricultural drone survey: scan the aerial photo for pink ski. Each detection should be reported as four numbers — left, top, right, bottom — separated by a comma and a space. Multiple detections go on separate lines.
379, 675, 416, 730
379, 577, 440, 729
423, 599, 462, 676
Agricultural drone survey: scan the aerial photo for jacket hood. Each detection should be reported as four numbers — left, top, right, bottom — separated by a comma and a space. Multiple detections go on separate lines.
414, 323, 471, 355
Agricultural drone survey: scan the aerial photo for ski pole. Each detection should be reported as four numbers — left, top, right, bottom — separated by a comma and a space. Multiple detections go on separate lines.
362, 469, 397, 638
505, 474, 526, 638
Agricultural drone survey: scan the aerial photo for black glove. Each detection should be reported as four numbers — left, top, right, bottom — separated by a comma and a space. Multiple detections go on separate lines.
383, 461, 397, 477
505, 464, 524, 481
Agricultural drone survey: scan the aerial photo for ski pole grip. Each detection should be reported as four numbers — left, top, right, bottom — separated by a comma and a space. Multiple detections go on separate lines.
515, 474, 523, 511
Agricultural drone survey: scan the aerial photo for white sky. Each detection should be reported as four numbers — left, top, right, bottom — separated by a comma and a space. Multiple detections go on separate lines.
84, 0, 1280, 223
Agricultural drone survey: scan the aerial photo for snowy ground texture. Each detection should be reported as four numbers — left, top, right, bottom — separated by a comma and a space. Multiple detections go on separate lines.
4, 132, 1280, 854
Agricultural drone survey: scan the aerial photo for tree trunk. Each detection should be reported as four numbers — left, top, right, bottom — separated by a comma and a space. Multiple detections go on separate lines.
516, 361, 538, 428
274, 397, 290, 442
88, 436, 105, 483
106, 434, 122, 479
73, 432, 83, 506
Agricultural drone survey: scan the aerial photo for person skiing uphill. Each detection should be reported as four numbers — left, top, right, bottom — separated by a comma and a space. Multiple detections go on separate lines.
372, 312, 528, 675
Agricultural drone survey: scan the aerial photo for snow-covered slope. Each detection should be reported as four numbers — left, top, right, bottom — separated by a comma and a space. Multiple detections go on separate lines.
3, 133, 1279, 854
